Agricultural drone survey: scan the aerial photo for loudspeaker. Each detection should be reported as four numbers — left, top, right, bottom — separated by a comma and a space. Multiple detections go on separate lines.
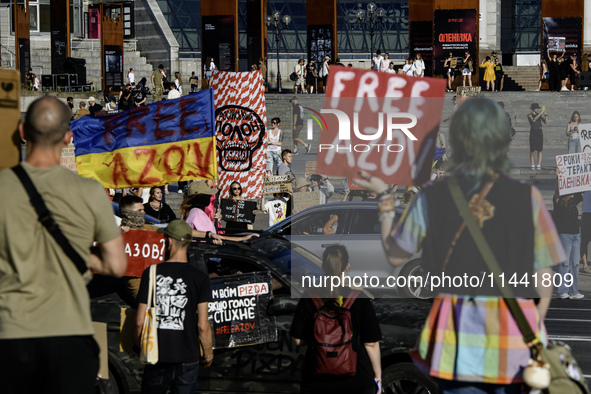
68, 74, 77, 86
42, 74, 54, 89
64, 57, 86, 85
55, 74, 69, 87
578, 72, 591, 88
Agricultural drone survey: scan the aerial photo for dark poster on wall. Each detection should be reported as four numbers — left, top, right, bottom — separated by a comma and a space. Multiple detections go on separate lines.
433, 9, 477, 77
410, 21, 433, 77
18, 38, 30, 85
50, 0, 68, 75
543, 17, 582, 65
307, 25, 334, 65
246, 0, 262, 71
202, 15, 235, 72
104, 45, 123, 88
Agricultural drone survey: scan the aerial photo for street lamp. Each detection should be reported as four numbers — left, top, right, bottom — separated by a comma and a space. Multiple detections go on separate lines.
266, 10, 291, 93
357, 3, 385, 66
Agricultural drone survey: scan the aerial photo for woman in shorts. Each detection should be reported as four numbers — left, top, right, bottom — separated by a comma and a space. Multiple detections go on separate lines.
462, 51, 472, 87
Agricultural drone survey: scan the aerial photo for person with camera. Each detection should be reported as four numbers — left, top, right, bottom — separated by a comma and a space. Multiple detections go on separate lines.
309, 174, 334, 205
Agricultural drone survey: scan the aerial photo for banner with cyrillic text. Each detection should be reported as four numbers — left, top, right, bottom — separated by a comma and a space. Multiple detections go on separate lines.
556, 152, 591, 195
71, 89, 216, 188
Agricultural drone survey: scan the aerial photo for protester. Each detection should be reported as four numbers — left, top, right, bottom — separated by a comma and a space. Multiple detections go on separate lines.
385, 62, 396, 74
553, 190, 584, 299
480, 56, 495, 91
189, 71, 199, 93
144, 187, 176, 224
152, 64, 165, 102
462, 51, 472, 87
413, 53, 425, 77
581, 191, 591, 273
266, 117, 283, 174
566, 111, 581, 153
547, 50, 564, 92
136, 220, 213, 394
355, 97, 564, 394
291, 96, 311, 155
380, 53, 390, 72
372, 50, 384, 71
167, 83, 181, 100
537, 59, 549, 91
403, 58, 414, 76
180, 181, 254, 242
88, 96, 103, 115
444, 52, 455, 92
309, 174, 334, 204
262, 192, 288, 227
174, 71, 183, 95
276, 149, 294, 178
494, 58, 504, 91
305, 60, 317, 94
73, 101, 90, 120
118, 84, 133, 111
0, 96, 127, 393
528, 103, 547, 170
67, 96, 74, 115
565, 53, 580, 91
295, 58, 306, 94
224, 181, 257, 231
128, 68, 135, 85
291, 245, 382, 394
133, 84, 147, 107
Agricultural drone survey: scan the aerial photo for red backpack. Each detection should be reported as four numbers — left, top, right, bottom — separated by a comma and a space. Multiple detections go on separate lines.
311, 290, 360, 376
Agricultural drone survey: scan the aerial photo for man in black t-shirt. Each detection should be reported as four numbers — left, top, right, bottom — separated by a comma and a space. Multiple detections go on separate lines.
136, 220, 213, 393
133, 87, 147, 107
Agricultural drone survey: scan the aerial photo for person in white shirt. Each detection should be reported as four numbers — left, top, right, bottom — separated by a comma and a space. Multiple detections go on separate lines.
385, 62, 396, 74
402, 58, 414, 76
309, 174, 334, 205
380, 53, 390, 72
167, 84, 181, 99
128, 68, 135, 85
372, 50, 384, 71
413, 53, 425, 77
174, 71, 183, 96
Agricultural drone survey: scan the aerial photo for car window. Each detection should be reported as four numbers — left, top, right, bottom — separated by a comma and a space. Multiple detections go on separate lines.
349, 209, 380, 234
291, 209, 350, 235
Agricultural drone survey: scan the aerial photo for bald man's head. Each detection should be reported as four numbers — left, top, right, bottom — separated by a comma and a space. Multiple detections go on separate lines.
23, 97, 72, 147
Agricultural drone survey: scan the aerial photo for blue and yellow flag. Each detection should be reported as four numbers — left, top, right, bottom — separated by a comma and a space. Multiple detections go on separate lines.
71, 89, 216, 188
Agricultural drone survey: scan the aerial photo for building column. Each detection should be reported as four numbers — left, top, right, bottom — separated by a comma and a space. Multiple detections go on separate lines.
479, 0, 500, 54
585, 0, 591, 52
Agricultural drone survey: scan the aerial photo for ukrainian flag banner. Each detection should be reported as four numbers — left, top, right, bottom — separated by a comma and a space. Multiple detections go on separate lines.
71, 89, 216, 188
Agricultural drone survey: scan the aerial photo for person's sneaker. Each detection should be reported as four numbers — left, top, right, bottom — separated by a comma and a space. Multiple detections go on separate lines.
561, 86, 569, 91
531, 165, 535, 170
305, 144, 312, 154
177, 190, 183, 193
293, 148, 299, 155
536, 165, 542, 170
570, 293, 585, 299
559, 293, 570, 299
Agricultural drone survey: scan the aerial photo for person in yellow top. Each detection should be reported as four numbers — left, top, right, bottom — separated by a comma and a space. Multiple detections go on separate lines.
480, 56, 496, 91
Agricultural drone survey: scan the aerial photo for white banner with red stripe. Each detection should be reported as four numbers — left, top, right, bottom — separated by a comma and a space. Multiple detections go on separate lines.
210, 70, 267, 199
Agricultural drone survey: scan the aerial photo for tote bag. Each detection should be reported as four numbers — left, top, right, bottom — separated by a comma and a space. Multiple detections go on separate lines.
140, 265, 158, 364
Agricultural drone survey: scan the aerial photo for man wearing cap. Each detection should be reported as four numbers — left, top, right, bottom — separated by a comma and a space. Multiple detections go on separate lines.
291, 96, 311, 155
88, 96, 103, 116
528, 103, 547, 170
136, 220, 213, 393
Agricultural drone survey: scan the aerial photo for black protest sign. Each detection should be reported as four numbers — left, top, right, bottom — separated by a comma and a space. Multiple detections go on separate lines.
220, 198, 257, 223
208, 271, 277, 349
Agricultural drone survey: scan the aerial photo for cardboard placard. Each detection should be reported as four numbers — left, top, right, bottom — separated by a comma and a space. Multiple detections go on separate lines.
220, 198, 257, 223
60, 142, 77, 173
578, 123, 591, 152
121, 230, 165, 277
0, 70, 21, 171
346, 178, 365, 191
304, 161, 317, 178
263, 175, 292, 194
556, 152, 591, 195
208, 272, 277, 349
293, 190, 321, 212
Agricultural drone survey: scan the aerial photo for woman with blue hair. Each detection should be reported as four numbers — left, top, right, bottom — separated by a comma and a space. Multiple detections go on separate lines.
356, 97, 565, 393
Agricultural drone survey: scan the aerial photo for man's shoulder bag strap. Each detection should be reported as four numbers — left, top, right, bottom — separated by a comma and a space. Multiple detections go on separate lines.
447, 175, 537, 344
11, 164, 88, 275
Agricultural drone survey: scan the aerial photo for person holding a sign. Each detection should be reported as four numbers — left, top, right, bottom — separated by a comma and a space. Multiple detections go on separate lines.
223, 181, 257, 230
566, 111, 581, 153
528, 103, 547, 170
355, 97, 564, 394
136, 220, 214, 393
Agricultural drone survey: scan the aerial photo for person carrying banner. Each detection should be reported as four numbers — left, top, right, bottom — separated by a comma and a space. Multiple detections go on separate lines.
528, 103, 547, 170
355, 97, 564, 394
0, 96, 128, 394
291, 245, 382, 394
136, 220, 214, 394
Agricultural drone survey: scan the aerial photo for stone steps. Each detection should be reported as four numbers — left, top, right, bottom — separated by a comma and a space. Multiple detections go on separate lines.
503, 66, 540, 91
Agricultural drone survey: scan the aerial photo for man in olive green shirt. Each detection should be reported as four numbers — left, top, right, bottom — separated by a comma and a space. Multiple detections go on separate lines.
151, 63, 164, 102
0, 97, 127, 394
